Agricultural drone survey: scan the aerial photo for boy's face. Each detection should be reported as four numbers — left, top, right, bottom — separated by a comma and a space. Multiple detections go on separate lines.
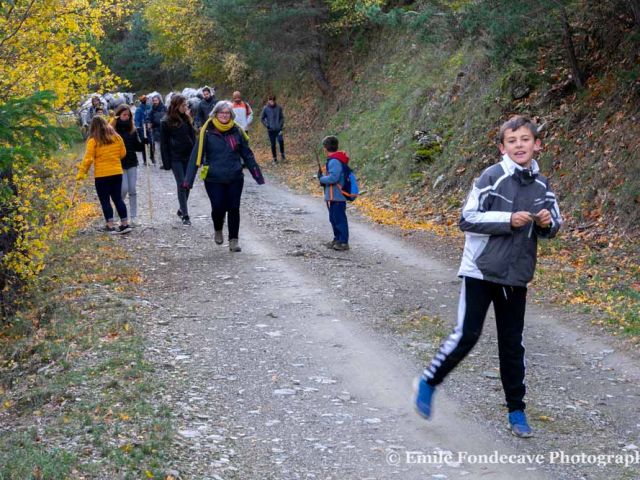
499, 126, 541, 168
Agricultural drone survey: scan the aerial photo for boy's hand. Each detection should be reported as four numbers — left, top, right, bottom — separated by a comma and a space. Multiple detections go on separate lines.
511, 211, 532, 228
532, 209, 552, 228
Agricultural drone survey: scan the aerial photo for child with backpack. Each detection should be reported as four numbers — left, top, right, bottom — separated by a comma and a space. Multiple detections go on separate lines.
318, 135, 357, 251
76, 115, 131, 234
413, 115, 562, 437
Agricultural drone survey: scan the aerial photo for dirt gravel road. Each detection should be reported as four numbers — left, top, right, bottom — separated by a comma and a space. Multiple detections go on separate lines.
130, 165, 640, 480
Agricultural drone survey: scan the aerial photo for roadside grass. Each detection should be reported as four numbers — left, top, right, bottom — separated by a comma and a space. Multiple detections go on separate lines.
0, 232, 173, 479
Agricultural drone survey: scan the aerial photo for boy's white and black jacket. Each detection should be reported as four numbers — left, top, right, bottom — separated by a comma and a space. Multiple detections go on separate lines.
458, 155, 562, 287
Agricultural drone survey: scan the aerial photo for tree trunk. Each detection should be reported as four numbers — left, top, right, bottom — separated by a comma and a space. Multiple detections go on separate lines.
307, 0, 332, 96
308, 55, 332, 96
628, 0, 640, 26
559, 7, 586, 89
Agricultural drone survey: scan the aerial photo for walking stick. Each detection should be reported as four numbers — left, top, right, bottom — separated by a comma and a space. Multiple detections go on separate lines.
146, 164, 154, 224
59, 179, 78, 240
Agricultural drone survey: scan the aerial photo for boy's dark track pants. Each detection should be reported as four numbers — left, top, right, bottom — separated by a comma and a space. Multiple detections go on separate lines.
423, 276, 527, 412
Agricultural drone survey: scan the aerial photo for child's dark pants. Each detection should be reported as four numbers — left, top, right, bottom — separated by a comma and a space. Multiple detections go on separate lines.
204, 178, 244, 239
268, 130, 285, 159
423, 276, 527, 412
95, 174, 128, 223
328, 201, 349, 244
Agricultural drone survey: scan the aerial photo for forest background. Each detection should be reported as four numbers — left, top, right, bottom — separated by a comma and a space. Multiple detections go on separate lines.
1, 0, 639, 334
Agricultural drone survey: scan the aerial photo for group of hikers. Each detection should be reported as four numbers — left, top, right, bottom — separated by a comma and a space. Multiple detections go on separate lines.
76, 88, 293, 250
77, 91, 563, 437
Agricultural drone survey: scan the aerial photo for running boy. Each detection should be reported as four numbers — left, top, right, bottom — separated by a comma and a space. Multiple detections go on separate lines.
414, 116, 562, 437
319, 136, 351, 251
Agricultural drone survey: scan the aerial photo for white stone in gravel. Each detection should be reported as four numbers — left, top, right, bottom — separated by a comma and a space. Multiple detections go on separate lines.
178, 429, 201, 439
273, 388, 296, 396
265, 420, 281, 426
175, 355, 190, 361
310, 376, 337, 384
364, 418, 382, 424
265, 331, 283, 337
623, 444, 638, 450
431, 475, 448, 479
255, 324, 269, 328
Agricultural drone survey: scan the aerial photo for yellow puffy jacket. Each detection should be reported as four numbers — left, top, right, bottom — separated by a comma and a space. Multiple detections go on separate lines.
79, 136, 126, 179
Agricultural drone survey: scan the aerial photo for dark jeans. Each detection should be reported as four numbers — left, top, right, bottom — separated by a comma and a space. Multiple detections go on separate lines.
423, 276, 528, 412
204, 178, 244, 239
171, 160, 190, 217
268, 129, 285, 159
136, 127, 147, 164
95, 174, 127, 223
328, 201, 348, 244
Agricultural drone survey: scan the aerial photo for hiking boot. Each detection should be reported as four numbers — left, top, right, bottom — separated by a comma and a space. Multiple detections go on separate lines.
324, 240, 337, 249
281, 155, 286, 162
333, 242, 350, 251
229, 238, 242, 252
508, 410, 533, 438
113, 224, 132, 235
182, 215, 191, 226
101, 225, 117, 233
272, 158, 278, 164
413, 377, 435, 420
177, 209, 183, 218
214, 230, 223, 245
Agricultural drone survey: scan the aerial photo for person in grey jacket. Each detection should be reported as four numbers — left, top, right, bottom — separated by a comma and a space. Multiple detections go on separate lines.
414, 116, 562, 439
260, 95, 285, 163
195, 87, 216, 130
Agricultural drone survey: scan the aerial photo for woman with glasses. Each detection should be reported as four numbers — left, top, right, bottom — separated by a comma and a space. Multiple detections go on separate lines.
185, 101, 264, 252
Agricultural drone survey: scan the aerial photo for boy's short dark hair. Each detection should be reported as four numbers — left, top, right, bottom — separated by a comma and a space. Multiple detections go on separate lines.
268, 95, 276, 101
499, 115, 539, 143
322, 135, 339, 153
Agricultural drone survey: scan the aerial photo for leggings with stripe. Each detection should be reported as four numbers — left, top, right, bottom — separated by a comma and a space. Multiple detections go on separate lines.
423, 276, 527, 412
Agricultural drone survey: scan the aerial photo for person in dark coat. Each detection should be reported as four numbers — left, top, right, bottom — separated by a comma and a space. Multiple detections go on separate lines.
185, 101, 264, 251
260, 95, 286, 163
160, 95, 196, 226
147, 95, 167, 165
112, 105, 144, 225
195, 87, 216, 130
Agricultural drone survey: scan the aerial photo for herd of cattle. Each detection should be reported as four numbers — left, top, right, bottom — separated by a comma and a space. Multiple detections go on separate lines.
76, 87, 214, 130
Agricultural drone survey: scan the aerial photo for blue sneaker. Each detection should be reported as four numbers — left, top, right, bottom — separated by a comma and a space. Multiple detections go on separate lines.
508, 410, 533, 438
413, 377, 435, 419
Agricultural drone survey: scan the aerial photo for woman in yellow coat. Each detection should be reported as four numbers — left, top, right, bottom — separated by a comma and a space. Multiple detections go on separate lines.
77, 116, 131, 234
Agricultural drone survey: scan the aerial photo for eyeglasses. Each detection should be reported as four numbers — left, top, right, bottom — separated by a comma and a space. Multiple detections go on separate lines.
218, 111, 231, 116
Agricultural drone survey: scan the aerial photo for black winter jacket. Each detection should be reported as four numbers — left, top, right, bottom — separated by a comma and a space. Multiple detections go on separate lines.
185, 125, 262, 185
160, 116, 196, 170
457, 155, 562, 287
114, 121, 144, 170
195, 97, 216, 128
260, 104, 284, 131
148, 104, 167, 142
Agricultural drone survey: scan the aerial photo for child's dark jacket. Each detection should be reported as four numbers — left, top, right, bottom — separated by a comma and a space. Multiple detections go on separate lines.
458, 155, 562, 287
